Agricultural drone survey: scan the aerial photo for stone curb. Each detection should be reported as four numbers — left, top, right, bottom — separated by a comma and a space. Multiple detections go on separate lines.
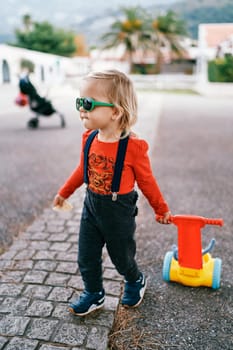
0, 188, 122, 350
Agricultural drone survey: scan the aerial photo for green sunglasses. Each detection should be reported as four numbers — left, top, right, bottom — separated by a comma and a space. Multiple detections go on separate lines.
76, 97, 114, 112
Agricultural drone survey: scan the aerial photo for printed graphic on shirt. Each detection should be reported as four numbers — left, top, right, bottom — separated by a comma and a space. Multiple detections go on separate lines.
88, 152, 115, 194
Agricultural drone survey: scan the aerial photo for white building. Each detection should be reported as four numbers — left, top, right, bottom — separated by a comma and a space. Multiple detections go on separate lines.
90, 45, 130, 73
0, 44, 91, 86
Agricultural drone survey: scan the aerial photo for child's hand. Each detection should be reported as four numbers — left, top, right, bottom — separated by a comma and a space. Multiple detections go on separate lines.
53, 194, 65, 208
156, 211, 172, 224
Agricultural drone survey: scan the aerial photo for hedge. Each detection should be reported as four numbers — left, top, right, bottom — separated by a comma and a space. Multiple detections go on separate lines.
208, 54, 233, 82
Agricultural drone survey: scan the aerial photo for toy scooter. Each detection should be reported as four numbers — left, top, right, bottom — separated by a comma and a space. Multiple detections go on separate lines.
160, 215, 223, 289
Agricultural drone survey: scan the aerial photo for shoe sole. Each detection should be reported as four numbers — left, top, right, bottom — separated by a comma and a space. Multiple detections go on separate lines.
122, 277, 148, 308
68, 302, 104, 317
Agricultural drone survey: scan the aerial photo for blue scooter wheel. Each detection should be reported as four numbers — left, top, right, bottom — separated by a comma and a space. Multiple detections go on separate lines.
162, 251, 173, 282
212, 258, 222, 289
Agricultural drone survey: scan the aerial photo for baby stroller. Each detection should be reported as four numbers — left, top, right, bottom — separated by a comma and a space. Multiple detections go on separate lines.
19, 76, 66, 129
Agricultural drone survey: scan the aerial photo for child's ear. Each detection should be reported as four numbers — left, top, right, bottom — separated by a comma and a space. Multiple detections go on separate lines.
112, 106, 123, 121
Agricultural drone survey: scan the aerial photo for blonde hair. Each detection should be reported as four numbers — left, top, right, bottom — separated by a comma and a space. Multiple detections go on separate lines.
83, 69, 138, 135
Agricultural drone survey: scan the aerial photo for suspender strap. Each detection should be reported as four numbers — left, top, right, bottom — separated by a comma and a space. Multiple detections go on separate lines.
111, 135, 129, 199
84, 130, 98, 184
83, 129, 129, 200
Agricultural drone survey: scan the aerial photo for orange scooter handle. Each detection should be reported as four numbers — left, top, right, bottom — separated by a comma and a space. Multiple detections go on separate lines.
203, 218, 224, 226
156, 214, 224, 227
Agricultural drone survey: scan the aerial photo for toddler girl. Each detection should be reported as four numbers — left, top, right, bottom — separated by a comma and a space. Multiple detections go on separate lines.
53, 69, 171, 316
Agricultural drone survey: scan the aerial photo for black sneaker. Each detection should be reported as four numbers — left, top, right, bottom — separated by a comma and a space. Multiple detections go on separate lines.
121, 273, 147, 308
68, 290, 105, 316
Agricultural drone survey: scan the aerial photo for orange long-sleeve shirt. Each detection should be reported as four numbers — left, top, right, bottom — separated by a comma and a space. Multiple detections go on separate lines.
58, 130, 169, 216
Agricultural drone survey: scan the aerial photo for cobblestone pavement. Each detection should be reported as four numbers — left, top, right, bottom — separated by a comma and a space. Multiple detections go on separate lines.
0, 187, 123, 350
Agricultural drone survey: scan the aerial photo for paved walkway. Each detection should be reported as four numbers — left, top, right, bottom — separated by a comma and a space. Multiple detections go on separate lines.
0, 187, 122, 350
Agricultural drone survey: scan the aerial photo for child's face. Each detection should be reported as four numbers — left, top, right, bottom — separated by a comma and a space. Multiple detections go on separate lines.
79, 79, 118, 132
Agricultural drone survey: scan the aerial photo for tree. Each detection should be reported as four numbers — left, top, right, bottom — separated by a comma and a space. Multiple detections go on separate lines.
14, 16, 77, 57
149, 10, 188, 73
101, 7, 188, 74
208, 54, 233, 82
73, 34, 89, 56
22, 14, 33, 32
101, 6, 148, 72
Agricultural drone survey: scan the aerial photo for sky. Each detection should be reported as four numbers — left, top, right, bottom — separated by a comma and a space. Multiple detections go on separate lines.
1, 0, 179, 39
4, 0, 178, 23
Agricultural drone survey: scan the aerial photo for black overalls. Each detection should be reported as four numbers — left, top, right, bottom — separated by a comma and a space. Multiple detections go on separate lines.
78, 130, 141, 292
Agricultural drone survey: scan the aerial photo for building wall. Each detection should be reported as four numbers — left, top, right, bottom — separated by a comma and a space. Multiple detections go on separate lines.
0, 44, 71, 86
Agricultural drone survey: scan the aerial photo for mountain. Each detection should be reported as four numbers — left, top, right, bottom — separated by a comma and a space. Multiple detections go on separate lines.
172, 0, 233, 38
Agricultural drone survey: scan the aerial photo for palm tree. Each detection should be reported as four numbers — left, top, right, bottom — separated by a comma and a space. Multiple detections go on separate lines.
149, 10, 188, 73
101, 6, 147, 72
101, 8, 187, 74
22, 14, 33, 32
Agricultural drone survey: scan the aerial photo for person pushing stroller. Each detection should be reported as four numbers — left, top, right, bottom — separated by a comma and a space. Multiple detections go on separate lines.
19, 74, 66, 129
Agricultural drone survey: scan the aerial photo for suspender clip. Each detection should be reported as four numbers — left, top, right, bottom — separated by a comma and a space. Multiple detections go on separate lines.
112, 192, 118, 201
